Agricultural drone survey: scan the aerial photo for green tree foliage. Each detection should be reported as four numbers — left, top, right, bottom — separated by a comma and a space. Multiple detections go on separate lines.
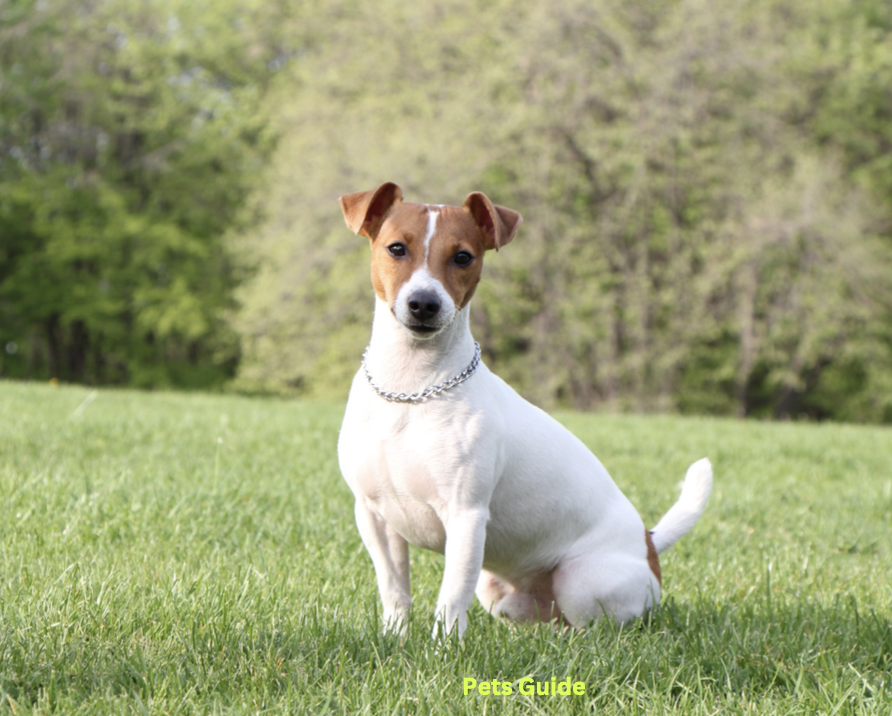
798, 0, 892, 203
3, 0, 891, 421
235, 0, 892, 422
0, 0, 289, 387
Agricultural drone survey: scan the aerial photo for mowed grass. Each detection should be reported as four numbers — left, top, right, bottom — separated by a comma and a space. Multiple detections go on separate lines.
0, 380, 890, 715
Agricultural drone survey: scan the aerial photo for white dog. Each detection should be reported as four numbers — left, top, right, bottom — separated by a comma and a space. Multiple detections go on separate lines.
337, 182, 712, 637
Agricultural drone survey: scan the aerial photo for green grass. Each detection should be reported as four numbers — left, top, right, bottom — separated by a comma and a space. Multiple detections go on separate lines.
0, 380, 890, 715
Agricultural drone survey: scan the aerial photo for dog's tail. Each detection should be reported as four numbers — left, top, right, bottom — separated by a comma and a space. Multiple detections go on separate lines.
649, 458, 713, 555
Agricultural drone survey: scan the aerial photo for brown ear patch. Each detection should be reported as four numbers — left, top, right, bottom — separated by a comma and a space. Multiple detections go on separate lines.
462, 191, 523, 251
339, 182, 403, 240
645, 529, 662, 585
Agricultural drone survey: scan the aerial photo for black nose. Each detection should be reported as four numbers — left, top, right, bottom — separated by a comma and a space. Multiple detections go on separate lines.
407, 290, 441, 322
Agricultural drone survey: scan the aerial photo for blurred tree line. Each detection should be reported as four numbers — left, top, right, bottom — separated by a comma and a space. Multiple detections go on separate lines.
0, 0, 292, 387
3, 0, 892, 422
235, 0, 892, 422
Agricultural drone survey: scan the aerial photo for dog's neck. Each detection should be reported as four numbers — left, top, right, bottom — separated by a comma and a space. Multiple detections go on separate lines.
364, 297, 478, 396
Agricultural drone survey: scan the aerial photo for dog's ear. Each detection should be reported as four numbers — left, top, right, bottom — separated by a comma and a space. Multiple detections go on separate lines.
339, 182, 403, 240
463, 192, 523, 251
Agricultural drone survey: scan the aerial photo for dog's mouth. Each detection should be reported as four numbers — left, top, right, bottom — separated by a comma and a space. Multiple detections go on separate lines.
389, 303, 453, 340
404, 323, 441, 336
389, 306, 445, 337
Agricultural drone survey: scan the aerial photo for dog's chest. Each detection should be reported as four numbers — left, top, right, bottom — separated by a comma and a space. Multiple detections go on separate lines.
339, 393, 489, 552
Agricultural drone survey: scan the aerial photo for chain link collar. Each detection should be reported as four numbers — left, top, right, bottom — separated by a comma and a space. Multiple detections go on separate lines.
361, 342, 481, 404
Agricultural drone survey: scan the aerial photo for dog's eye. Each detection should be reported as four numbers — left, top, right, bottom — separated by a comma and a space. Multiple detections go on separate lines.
454, 251, 474, 267
387, 243, 407, 258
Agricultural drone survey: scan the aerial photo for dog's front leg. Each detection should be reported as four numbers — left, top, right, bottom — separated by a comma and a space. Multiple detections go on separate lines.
433, 506, 488, 639
354, 500, 411, 634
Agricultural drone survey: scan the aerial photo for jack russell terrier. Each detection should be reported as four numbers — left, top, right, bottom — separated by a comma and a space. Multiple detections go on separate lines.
337, 182, 712, 637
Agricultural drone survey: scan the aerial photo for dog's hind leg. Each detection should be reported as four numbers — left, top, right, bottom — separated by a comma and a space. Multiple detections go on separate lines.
552, 551, 660, 627
476, 570, 565, 625
475, 570, 510, 615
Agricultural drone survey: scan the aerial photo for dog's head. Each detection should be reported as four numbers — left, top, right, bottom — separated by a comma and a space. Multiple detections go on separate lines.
339, 182, 522, 340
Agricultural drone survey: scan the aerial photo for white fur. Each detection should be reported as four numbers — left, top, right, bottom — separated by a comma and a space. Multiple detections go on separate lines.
423, 207, 439, 259
392, 267, 456, 334
338, 214, 712, 638
650, 458, 713, 554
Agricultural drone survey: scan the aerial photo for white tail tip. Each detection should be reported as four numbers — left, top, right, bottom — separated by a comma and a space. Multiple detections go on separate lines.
650, 458, 713, 554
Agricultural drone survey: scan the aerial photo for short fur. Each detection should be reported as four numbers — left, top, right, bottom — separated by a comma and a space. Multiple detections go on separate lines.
337, 183, 712, 637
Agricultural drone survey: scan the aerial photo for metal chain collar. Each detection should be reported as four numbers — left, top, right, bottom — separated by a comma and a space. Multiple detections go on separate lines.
361, 342, 482, 404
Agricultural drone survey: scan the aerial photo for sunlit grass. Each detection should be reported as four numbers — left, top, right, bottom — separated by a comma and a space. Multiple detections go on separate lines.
0, 380, 890, 714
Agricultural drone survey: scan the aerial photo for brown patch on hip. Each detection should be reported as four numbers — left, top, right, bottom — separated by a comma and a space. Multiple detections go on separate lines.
529, 569, 569, 626
645, 529, 662, 585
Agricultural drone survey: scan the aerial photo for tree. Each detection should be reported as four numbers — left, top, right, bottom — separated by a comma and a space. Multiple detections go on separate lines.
233, 0, 892, 423
0, 0, 290, 386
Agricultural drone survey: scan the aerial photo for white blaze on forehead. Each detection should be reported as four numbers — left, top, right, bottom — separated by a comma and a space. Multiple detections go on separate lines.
392, 205, 454, 332
423, 206, 440, 261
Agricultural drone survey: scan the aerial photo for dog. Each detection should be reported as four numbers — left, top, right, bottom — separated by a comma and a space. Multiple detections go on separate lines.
336, 182, 712, 637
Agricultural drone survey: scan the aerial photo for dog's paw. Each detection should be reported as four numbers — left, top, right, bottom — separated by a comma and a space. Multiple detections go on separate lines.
382, 609, 409, 637
431, 609, 468, 642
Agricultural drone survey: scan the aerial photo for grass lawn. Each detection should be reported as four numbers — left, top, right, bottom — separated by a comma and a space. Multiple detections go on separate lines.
0, 379, 890, 715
